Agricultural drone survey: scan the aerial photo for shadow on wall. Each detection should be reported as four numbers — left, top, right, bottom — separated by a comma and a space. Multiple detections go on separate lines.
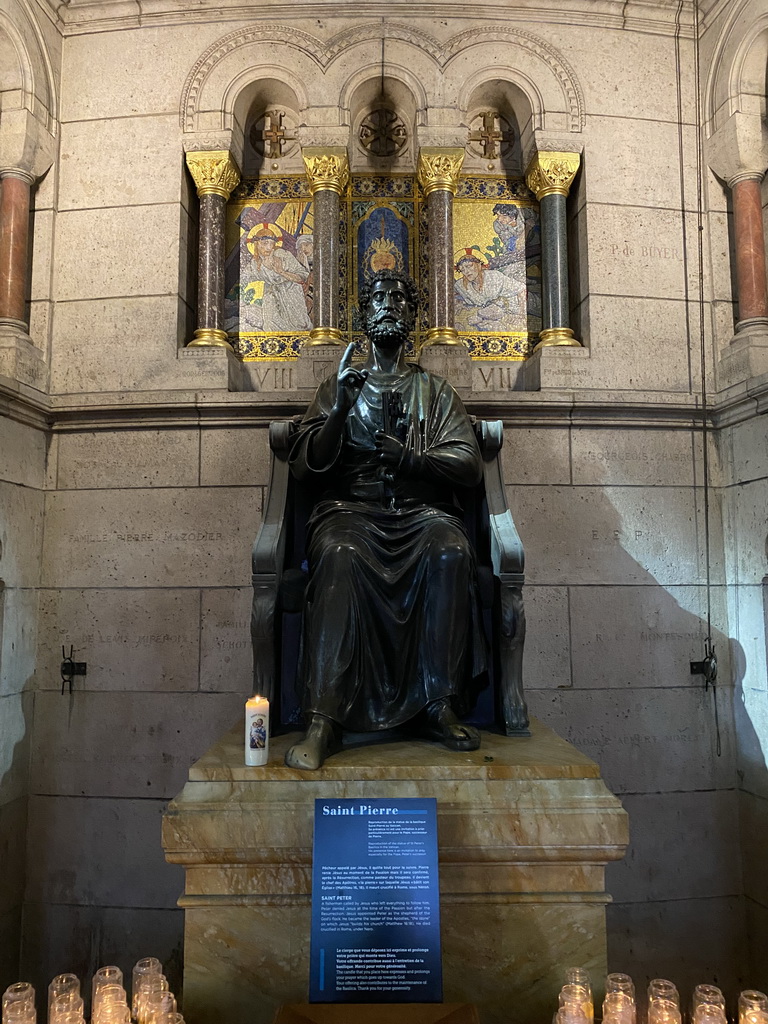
516, 479, 748, 1001
731, 574, 768, 993
0, 575, 33, 992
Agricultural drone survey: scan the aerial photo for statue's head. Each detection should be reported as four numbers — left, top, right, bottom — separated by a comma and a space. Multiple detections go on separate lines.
358, 270, 419, 349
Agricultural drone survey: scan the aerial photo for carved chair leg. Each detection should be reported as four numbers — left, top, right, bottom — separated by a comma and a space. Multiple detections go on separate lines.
499, 583, 530, 736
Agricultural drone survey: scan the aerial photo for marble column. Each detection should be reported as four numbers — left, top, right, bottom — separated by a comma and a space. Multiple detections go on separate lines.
0, 170, 33, 329
729, 171, 768, 332
417, 147, 465, 347
302, 147, 349, 346
185, 151, 241, 350
525, 151, 581, 351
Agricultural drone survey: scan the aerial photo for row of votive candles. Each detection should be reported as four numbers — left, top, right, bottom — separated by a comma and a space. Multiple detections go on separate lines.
557, 970, 768, 1024
2, 959, 185, 1024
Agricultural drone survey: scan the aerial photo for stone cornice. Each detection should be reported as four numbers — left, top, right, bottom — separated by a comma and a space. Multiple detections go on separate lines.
10, 367, 768, 435
56, 0, 695, 38
0, 376, 54, 432
0, 384, 709, 434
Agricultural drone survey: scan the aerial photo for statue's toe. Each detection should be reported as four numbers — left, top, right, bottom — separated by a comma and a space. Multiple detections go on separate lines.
443, 722, 481, 751
422, 700, 481, 752
285, 715, 340, 771
285, 740, 324, 771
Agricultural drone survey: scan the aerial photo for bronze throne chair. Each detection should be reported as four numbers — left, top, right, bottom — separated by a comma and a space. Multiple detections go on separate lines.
251, 417, 529, 738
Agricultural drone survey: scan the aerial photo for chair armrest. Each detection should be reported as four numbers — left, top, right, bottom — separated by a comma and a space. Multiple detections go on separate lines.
475, 419, 524, 580
252, 419, 299, 575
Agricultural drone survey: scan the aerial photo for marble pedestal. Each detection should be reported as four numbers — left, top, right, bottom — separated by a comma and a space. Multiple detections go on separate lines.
162, 722, 628, 1024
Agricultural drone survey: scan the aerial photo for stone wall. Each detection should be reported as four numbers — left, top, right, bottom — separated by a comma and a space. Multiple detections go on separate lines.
18, 416, 270, 992
0, 0, 767, 1008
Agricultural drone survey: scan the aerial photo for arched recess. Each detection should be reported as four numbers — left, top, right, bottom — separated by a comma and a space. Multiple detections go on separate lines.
225, 72, 306, 175
458, 70, 543, 175
342, 69, 422, 172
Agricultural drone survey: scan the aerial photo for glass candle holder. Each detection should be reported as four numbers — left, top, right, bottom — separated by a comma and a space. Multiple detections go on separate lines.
649, 998, 682, 1024
649, 981, 680, 1007
607, 975, 636, 999
131, 960, 162, 1022
740, 993, 768, 1024
603, 990, 636, 1024
91, 969, 123, 1011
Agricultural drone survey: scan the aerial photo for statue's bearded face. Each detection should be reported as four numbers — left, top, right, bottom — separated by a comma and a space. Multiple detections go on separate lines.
364, 277, 415, 348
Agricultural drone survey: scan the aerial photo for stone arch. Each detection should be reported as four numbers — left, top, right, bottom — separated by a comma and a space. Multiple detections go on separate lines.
180, 26, 328, 135
443, 26, 585, 134
0, 0, 57, 132
705, 0, 768, 134
181, 21, 583, 139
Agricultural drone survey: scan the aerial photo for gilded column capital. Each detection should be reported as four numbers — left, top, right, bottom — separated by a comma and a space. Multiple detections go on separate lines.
302, 147, 350, 195
417, 148, 465, 195
185, 150, 241, 200
525, 151, 581, 199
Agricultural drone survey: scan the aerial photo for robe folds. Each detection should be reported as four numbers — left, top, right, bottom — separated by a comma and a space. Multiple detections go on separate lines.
289, 363, 488, 732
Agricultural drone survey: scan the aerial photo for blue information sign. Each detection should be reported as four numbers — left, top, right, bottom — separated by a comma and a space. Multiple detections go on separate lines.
309, 797, 442, 1003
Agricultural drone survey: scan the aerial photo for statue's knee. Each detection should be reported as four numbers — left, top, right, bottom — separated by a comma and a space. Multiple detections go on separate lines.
434, 538, 470, 570
319, 540, 361, 570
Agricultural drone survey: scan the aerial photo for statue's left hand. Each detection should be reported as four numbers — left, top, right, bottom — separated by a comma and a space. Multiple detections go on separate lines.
375, 431, 404, 467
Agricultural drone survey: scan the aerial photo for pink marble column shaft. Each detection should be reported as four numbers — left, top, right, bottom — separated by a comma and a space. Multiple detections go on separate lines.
732, 175, 768, 326
0, 172, 32, 325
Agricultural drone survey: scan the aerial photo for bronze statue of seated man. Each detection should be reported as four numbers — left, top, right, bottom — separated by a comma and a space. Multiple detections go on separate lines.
285, 270, 486, 770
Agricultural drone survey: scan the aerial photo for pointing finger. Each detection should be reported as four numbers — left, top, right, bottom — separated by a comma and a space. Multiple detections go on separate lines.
339, 342, 355, 372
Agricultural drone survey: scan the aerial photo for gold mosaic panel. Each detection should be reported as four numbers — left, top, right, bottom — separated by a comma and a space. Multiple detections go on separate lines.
226, 175, 538, 361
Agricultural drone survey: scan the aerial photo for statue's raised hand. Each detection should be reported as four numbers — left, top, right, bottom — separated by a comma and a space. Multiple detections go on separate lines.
334, 343, 369, 415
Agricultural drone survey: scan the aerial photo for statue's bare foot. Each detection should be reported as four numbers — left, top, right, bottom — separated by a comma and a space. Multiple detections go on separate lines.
422, 698, 480, 752
285, 715, 341, 770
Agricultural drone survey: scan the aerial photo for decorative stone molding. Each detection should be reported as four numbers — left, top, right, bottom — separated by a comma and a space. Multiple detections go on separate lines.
417, 147, 465, 195
302, 147, 350, 196
182, 131, 237, 155
185, 150, 241, 200
525, 151, 581, 199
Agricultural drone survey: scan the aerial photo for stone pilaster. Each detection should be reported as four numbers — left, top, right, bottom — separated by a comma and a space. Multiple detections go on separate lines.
525, 151, 581, 351
185, 150, 241, 350
302, 147, 349, 347
417, 147, 465, 348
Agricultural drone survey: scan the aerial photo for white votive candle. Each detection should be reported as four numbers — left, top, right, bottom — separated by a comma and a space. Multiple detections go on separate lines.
245, 695, 270, 766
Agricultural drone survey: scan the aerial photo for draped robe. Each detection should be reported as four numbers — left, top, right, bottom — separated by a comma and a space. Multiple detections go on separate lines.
289, 363, 486, 732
